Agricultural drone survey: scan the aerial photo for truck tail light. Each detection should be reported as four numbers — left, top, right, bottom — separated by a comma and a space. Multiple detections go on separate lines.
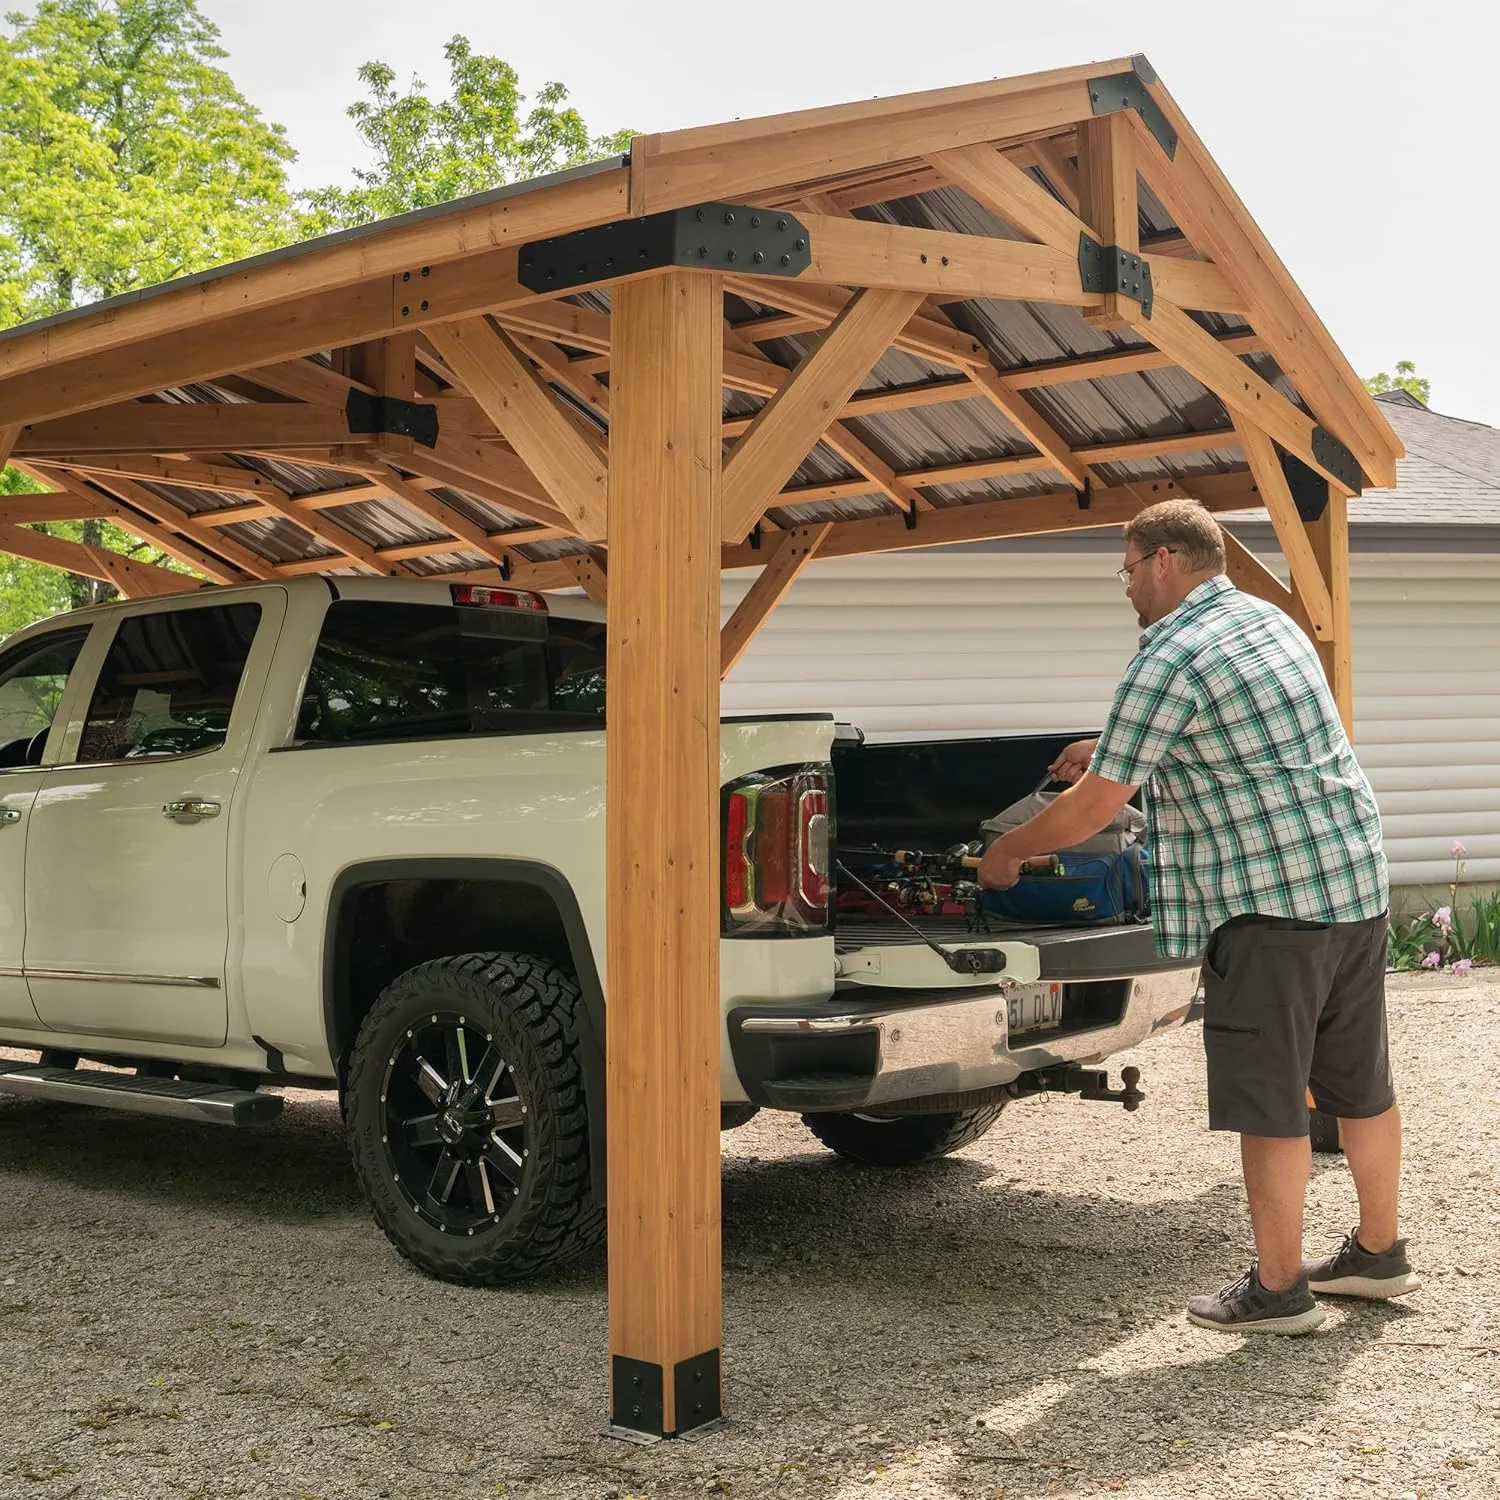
449, 584, 548, 611
721, 765, 834, 937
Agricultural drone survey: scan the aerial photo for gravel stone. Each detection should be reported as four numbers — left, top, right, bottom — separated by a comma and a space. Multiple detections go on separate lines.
1, 970, 1496, 1498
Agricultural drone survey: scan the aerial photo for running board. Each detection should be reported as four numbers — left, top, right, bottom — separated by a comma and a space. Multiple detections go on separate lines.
0, 1065, 283, 1126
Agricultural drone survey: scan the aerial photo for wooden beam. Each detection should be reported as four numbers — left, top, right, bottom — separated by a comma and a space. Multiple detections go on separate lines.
0, 521, 199, 597
353, 459, 514, 568
1305, 492, 1354, 736
924, 144, 1244, 314
721, 288, 924, 540
1221, 529, 1295, 615
606, 269, 724, 1436
0, 163, 627, 389
1004, 332, 1266, 389
0, 425, 18, 468
393, 434, 577, 534
55, 471, 275, 581
962, 362, 1088, 488
563, 549, 608, 604
1143, 300, 1356, 497
1076, 112, 1137, 330
16, 403, 354, 456
425, 318, 608, 539
631, 60, 1132, 211
1126, 82, 1400, 488
718, 474, 1261, 571
1231, 418, 1333, 639
720, 524, 831, 678
1029, 137, 1081, 214
44, 453, 284, 495
0, 492, 116, 525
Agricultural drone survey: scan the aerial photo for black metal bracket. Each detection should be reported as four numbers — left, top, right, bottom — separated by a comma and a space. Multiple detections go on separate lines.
1086, 57, 1178, 160
518, 205, 811, 295
1279, 451, 1330, 523
1078, 234, 1153, 319
1310, 425, 1364, 495
674, 1349, 723, 1436
610, 1355, 665, 1442
903, 497, 919, 531
1077, 477, 1093, 511
608, 1351, 722, 1441
344, 389, 439, 449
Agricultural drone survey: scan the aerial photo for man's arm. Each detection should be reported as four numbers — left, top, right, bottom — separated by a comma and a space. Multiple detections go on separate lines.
977, 772, 1138, 888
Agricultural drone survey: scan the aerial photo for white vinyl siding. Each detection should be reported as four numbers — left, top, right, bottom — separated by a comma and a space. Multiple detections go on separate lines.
720, 545, 1500, 889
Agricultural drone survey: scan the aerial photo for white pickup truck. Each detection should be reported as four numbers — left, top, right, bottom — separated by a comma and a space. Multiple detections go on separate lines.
0, 579, 1197, 1282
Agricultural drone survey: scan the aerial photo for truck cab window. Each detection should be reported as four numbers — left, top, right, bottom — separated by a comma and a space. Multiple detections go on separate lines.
0, 628, 90, 769
297, 602, 607, 744
75, 604, 262, 763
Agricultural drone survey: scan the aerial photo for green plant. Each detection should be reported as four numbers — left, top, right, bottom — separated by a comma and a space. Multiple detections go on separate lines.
1388, 841, 1496, 971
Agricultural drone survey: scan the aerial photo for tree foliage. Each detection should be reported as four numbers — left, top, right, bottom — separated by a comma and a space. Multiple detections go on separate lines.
1363, 360, 1431, 407
0, 0, 295, 325
300, 35, 633, 232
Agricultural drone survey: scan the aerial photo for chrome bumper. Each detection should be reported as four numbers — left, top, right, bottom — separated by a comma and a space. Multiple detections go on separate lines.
727, 966, 1201, 1111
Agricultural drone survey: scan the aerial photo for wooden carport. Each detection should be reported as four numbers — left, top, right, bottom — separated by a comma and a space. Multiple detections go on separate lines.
0, 53, 1400, 1437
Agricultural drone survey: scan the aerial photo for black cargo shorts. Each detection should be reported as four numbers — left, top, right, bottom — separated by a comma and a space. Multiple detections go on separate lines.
1200, 911, 1395, 1138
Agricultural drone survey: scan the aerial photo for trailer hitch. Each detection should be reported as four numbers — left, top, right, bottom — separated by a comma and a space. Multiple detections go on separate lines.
1023, 1064, 1146, 1111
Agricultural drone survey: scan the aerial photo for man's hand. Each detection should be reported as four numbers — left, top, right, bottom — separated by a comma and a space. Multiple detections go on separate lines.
1047, 737, 1099, 786
977, 844, 1025, 890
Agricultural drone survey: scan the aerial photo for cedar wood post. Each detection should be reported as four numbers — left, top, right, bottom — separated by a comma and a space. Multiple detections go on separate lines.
605, 269, 726, 1437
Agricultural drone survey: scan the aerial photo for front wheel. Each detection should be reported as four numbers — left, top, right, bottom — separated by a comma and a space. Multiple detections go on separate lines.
801, 1103, 1007, 1166
345, 951, 603, 1283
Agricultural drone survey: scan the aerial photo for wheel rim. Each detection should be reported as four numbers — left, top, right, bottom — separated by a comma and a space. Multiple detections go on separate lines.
378, 1010, 528, 1235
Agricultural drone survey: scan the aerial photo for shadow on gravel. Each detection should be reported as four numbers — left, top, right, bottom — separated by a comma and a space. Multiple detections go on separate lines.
0, 1092, 1404, 1497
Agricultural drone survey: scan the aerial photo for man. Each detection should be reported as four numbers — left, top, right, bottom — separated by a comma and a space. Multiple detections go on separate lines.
978, 498, 1419, 1335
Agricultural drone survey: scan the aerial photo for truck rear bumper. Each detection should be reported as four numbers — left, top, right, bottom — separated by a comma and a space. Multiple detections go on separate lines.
726, 966, 1200, 1112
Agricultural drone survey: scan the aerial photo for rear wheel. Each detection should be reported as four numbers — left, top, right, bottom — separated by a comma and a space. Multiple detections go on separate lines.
345, 951, 603, 1283
802, 1103, 1006, 1166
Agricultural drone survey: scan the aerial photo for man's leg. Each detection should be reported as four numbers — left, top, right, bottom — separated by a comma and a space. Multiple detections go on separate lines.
1337, 1102, 1402, 1253
1241, 1132, 1312, 1290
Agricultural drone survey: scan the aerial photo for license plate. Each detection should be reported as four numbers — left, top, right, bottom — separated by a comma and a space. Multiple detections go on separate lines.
1006, 983, 1064, 1039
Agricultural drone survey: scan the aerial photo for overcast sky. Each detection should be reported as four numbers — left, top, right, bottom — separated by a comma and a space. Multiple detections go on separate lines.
205, 0, 1495, 426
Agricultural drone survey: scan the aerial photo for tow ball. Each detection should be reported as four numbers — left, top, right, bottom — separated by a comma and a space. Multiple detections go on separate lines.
1024, 1063, 1146, 1111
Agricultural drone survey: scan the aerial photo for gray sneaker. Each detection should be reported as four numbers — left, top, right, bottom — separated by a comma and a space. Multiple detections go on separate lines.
1186, 1265, 1327, 1335
1304, 1230, 1421, 1299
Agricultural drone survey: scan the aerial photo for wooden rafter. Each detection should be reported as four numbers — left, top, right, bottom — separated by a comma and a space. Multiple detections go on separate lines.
0, 518, 198, 597
425, 317, 609, 539
721, 287, 924, 540
0, 491, 115, 525
1231, 419, 1333, 638
1125, 82, 1398, 487
563, 549, 608, 604
720, 524, 831, 678
1221, 529, 1295, 615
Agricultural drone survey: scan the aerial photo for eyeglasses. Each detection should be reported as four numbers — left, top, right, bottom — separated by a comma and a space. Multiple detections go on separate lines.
1116, 547, 1177, 585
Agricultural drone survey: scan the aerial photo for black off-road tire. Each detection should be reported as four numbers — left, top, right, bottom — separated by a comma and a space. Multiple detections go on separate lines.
801, 1103, 1007, 1166
1309, 1108, 1343, 1154
345, 951, 604, 1284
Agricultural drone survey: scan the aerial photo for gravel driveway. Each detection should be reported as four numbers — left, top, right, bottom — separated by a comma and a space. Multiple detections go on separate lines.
1, 970, 1495, 1500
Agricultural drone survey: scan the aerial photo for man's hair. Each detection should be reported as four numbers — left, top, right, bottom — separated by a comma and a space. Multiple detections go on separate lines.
1124, 499, 1225, 574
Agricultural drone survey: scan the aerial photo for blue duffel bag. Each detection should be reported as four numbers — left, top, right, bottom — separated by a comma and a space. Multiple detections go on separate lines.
979, 844, 1151, 926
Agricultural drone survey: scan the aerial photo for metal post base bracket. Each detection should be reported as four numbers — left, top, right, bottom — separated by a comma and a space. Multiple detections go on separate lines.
1078, 234, 1154, 319
518, 206, 811, 294
608, 1350, 724, 1442
1087, 58, 1179, 160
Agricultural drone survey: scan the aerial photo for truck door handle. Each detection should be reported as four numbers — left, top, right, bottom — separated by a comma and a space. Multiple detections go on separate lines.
0, 808, 20, 825
162, 799, 221, 823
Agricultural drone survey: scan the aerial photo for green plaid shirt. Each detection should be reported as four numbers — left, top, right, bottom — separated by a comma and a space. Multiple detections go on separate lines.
1090, 574, 1387, 959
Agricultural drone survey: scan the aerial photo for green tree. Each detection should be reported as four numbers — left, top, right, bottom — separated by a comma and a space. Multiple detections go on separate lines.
300, 34, 633, 232
0, 0, 293, 630
0, 0, 295, 323
1363, 360, 1431, 406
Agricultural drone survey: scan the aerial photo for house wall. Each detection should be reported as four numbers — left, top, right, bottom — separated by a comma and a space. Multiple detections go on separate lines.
719, 538, 1500, 895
